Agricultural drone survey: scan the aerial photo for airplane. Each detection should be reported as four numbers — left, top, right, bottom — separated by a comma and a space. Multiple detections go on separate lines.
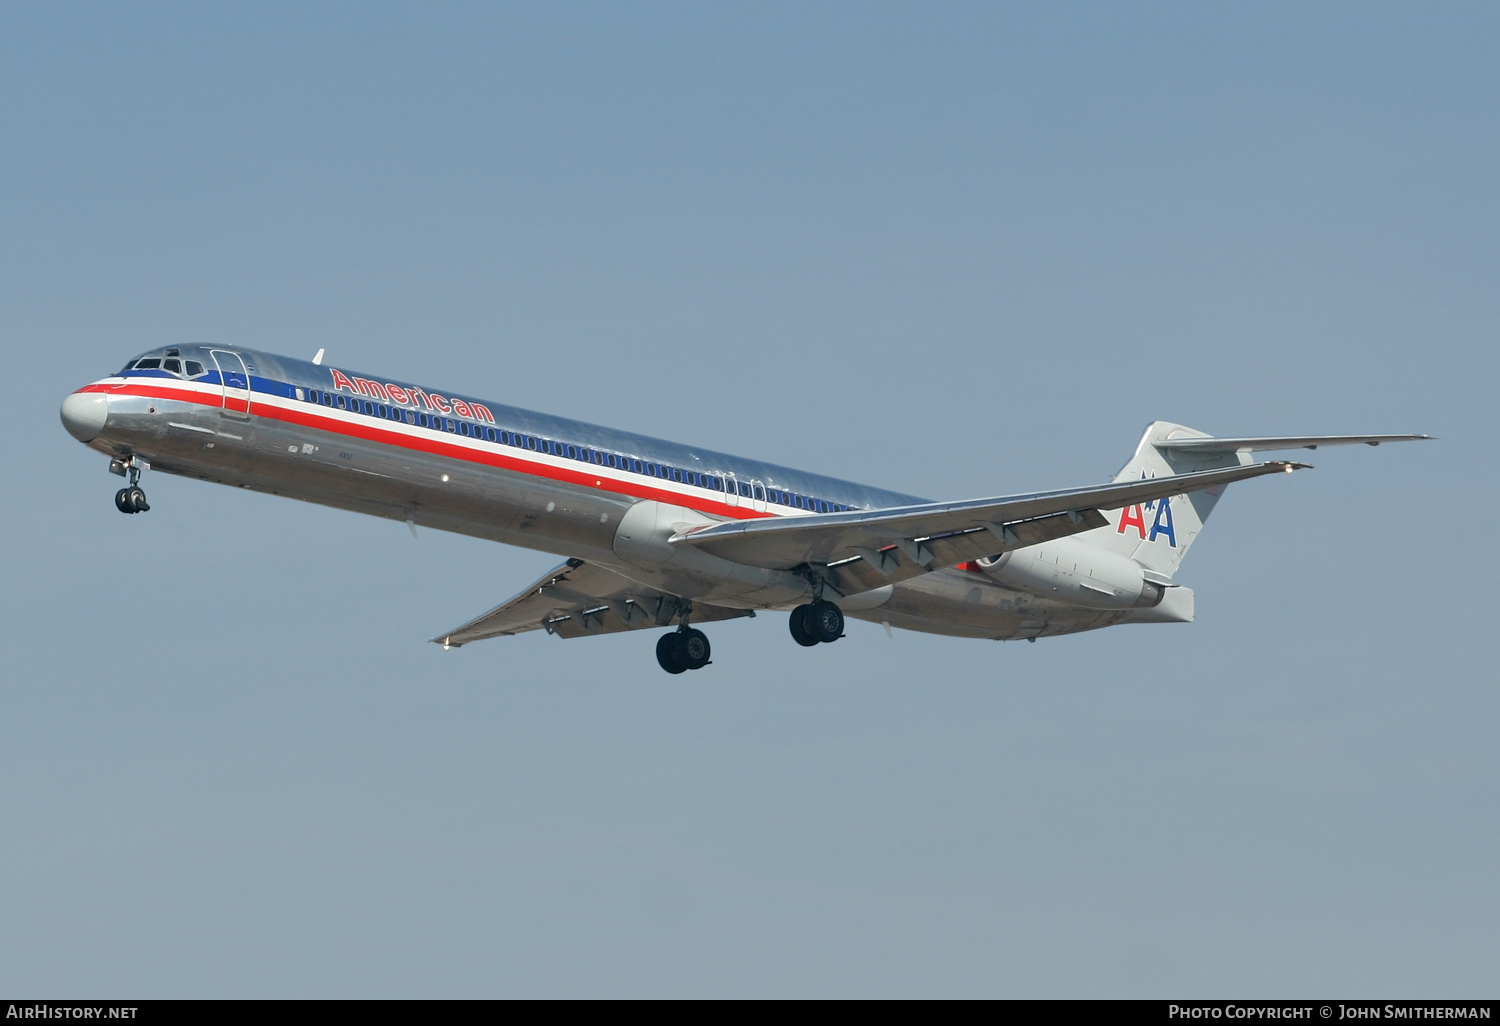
59, 344, 1429, 673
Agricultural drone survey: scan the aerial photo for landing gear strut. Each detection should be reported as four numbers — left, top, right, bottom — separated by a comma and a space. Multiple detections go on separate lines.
656, 626, 712, 674
110, 458, 150, 514
789, 600, 844, 646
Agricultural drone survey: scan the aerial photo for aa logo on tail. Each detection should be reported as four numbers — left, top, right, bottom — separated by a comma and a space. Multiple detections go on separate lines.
1117, 497, 1176, 546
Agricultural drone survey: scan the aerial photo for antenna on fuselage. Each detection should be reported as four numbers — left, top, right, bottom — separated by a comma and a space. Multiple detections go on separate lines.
312, 348, 325, 365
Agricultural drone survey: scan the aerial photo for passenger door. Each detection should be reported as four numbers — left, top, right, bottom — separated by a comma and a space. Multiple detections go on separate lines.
209, 350, 252, 418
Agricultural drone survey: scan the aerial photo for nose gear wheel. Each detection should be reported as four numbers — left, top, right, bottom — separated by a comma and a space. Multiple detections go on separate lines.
115, 486, 149, 514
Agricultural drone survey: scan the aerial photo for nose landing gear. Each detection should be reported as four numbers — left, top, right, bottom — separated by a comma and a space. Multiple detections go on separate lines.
110, 458, 150, 514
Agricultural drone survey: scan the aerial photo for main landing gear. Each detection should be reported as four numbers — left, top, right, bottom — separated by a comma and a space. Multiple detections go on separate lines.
656, 626, 712, 674
110, 458, 150, 514
789, 600, 844, 647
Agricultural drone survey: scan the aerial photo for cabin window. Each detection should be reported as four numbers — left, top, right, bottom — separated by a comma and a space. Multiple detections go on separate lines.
445, 419, 456, 432
645, 463, 658, 477
565, 445, 577, 460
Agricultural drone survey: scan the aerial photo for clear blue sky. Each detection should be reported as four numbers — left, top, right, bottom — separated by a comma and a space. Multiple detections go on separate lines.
2, 2, 1494, 997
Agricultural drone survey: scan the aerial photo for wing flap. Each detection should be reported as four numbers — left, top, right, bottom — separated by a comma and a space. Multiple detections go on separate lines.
433, 559, 752, 647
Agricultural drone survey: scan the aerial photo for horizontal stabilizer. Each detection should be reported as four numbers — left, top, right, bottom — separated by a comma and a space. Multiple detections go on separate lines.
1155, 433, 1431, 453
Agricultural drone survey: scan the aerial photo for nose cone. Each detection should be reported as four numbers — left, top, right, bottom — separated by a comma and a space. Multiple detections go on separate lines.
60, 391, 109, 442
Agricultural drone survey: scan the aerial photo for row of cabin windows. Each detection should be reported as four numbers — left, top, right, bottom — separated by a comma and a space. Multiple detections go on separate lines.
299, 387, 856, 514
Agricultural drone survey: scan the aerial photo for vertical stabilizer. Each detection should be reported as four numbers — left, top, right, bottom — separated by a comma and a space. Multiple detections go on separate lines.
1079, 422, 1251, 576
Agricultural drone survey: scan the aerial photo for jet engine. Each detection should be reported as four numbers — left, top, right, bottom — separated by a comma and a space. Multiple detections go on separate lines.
976, 535, 1166, 610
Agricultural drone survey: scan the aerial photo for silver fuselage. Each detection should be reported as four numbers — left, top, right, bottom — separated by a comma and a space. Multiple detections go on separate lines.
62, 344, 1183, 642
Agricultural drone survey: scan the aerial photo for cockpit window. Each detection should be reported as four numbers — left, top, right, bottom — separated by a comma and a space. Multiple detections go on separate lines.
136, 358, 161, 369
185, 360, 205, 377
163, 358, 182, 373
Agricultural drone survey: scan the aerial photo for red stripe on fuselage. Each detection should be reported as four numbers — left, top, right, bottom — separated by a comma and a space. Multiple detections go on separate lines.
81, 380, 777, 522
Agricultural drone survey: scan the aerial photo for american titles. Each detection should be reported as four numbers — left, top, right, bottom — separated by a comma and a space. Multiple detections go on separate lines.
326, 367, 494, 423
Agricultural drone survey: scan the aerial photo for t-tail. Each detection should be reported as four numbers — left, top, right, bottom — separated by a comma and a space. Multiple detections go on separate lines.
1080, 422, 1431, 578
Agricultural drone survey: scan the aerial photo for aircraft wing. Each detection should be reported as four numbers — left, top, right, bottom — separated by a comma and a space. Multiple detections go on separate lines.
672, 460, 1309, 596
432, 558, 754, 647
1155, 433, 1431, 452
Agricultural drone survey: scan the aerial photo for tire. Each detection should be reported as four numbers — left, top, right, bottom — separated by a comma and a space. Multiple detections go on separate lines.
115, 488, 134, 514
656, 632, 688, 674
809, 600, 844, 644
679, 628, 711, 670
127, 487, 149, 512
788, 604, 819, 647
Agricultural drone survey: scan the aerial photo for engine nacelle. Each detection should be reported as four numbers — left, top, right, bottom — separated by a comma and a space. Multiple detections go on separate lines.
977, 535, 1165, 610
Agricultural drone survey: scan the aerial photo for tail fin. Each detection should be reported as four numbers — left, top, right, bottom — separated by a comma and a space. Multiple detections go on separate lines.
1080, 421, 1250, 577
